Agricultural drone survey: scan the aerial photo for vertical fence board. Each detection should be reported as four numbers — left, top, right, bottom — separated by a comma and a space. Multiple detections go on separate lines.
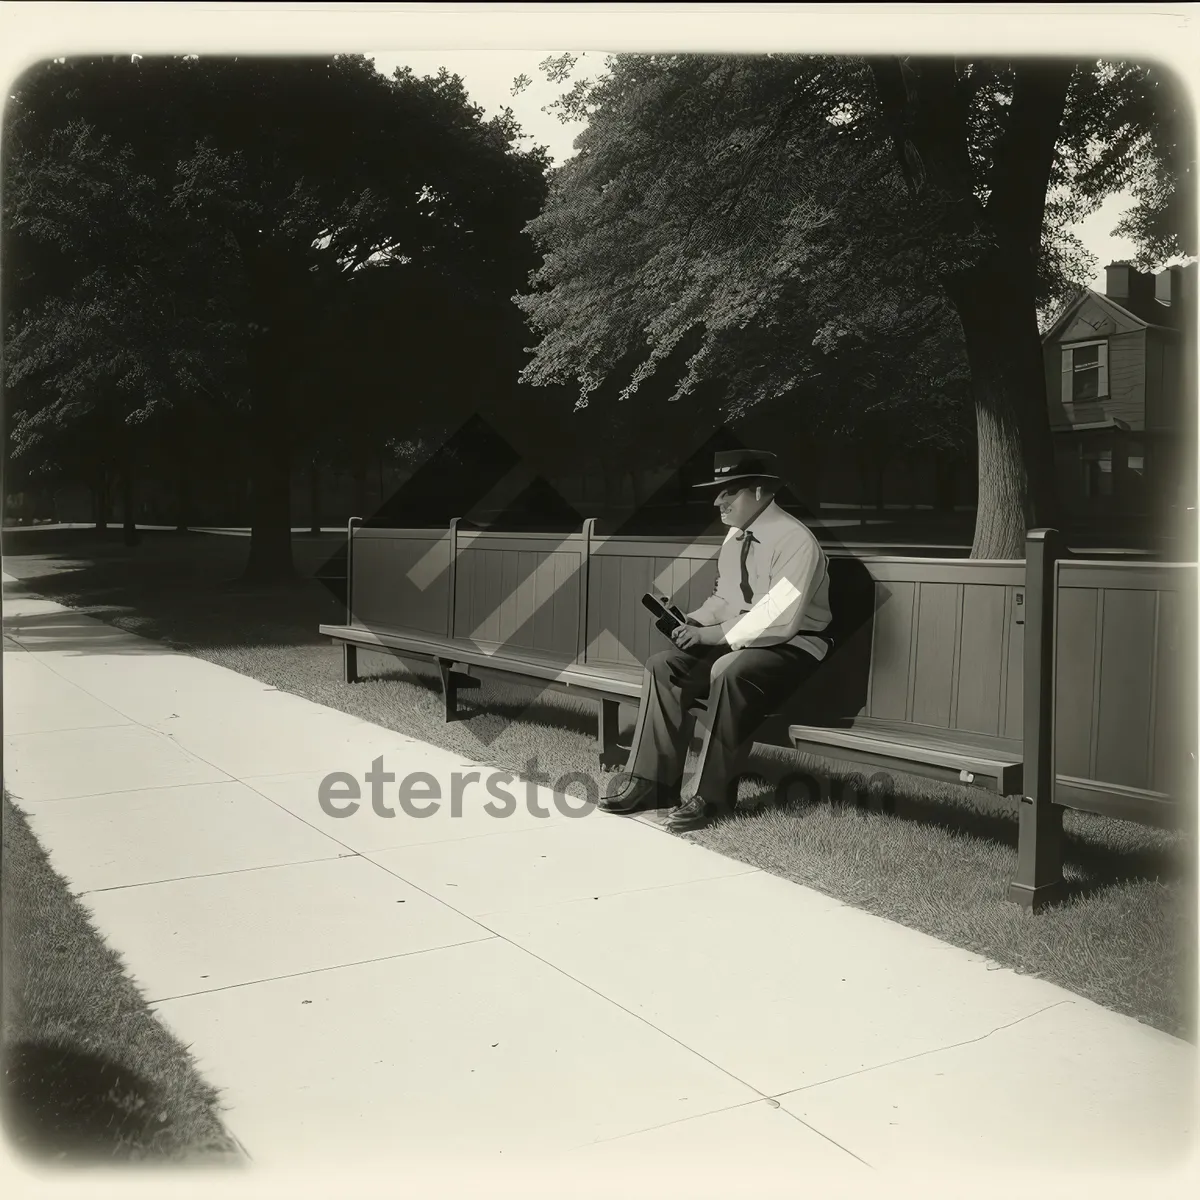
624, 554, 643, 667
1151, 588, 1184, 796
1094, 589, 1157, 788
955, 584, 1007, 736
868, 581, 916, 721
911, 582, 960, 728
1054, 586, 1099, 779
502, 551, 520, 647
533, 551, 553, 653
552, 551, 581, 659
1002, 593, 1025, 742
600, 555, 623, 664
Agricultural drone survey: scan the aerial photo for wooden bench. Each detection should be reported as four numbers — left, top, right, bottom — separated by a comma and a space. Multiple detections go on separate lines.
320, 517, 1195, 913
323, 622, 641, 769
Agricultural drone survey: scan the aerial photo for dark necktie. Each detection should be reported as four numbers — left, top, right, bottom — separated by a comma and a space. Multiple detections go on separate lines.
738, 530, 755, 604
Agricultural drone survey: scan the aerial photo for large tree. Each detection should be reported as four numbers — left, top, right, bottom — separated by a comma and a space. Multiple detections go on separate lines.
4, 55, 548, 577
517, 54, 1192, 557
3, 112, 233, 540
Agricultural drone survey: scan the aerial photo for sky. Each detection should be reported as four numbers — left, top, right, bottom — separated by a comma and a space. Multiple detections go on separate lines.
369, 50, 1142, 293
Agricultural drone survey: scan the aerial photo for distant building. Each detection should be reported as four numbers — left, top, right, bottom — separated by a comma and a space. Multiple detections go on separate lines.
1041, 261, 1197, 531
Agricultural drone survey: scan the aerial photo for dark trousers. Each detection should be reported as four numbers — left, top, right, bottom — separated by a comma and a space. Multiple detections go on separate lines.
626, 639, 820, 804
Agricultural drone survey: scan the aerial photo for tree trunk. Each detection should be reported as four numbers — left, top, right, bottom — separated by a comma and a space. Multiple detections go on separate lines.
309, 454, 321, 535
121, 463, 140, 547
855, 447, 871, 527
933, 452, 957, 513
630, 468, 648, 511
601, 464, 623, 522
351, 446, 369, 519
92, 465, 112, 531
947, 259, 1061, 559
867, 57, 1072, 560
175, 421, 192, 532
176, 473, 192, 533
174, 453, 192, 531
243, 409, 294, 582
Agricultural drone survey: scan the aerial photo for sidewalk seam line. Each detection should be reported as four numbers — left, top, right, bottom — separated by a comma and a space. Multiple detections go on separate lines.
9, 775, 238, 804
77, 852, 356, 894
571, 1096, 874, 1169
771, 998, 1077, 1100
3, 721, 136, 736
146, 934, 499, 1004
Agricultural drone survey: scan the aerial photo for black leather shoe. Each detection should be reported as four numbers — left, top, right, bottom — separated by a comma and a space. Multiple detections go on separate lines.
663, 795, 732, 832
599, 776, 673, 814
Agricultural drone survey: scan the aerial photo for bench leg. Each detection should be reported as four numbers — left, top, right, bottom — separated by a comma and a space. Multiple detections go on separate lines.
437, 659, 458, 723
597, 698, 625, 770
1007, 794, 1066, 912
343, 643, 359, 684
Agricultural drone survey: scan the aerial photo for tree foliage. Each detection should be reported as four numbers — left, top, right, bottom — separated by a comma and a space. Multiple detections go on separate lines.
3, 54, 548, 572
516, 53, 1192, 555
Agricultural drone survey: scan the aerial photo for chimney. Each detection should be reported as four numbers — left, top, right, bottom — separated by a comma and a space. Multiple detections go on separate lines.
1155, 265, 1181, 306
1105, 261, 1132, 301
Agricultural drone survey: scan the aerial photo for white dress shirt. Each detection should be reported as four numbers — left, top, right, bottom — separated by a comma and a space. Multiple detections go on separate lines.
685, 501, 833, 658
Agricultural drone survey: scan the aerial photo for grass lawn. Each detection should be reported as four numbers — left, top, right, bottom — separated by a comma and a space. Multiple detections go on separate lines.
1, 790, 243, 1165
2, 527, 1196, 1043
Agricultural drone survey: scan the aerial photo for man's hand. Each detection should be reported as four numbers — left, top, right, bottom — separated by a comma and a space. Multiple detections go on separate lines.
671, 622, 725, 650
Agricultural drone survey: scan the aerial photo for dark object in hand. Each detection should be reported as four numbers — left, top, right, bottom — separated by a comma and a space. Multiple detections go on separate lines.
641, 592, 687, 638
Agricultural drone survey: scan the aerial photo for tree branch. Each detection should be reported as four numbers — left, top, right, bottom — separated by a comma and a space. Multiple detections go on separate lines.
866, 57, 919, 197
984, 59, 1075, 250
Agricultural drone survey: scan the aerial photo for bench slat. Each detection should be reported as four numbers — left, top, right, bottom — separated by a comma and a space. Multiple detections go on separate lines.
318, 624, 643, 698
789, 723, 1023, 793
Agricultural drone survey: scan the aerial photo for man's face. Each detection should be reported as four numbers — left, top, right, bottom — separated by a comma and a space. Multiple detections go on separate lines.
714, 484, 763, 530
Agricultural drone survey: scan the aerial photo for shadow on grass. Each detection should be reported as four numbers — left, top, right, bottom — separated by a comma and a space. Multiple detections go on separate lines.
2, 1040, 169, 1164
740, 749, 1192, 905
3, 529, 347, 653
363, 656, 622, 744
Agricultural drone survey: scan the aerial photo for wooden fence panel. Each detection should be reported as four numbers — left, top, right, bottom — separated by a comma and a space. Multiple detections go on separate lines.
585, 537, 720, 669
345, 524, 1196, 825
351, 529, 450, 637
1055, 561, 1197, 806
453, 532, 584, 661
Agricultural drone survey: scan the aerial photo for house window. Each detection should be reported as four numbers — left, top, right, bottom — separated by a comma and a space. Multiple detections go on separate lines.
1061, 340, 1110, 403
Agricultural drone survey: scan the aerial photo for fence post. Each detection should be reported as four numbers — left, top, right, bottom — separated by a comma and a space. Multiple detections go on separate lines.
343, 516, 362, 683
577, 517, 597, 666
1007, 526, 1066, 911
447, 517, 461, 640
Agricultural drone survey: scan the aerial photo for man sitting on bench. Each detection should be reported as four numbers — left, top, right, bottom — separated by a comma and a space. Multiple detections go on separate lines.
600, 450, 833, 831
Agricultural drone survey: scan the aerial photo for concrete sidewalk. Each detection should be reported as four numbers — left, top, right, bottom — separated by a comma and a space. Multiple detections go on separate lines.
2, 571, 1195, 1189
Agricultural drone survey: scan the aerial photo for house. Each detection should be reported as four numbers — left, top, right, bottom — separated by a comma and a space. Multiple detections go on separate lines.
1042, 261, 1197, 532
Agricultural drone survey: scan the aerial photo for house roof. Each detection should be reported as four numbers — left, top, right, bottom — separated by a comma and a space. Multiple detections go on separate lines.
1040, 286, 1177, 344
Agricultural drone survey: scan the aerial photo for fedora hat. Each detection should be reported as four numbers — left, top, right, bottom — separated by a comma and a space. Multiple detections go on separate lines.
692, 449, 782, 489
